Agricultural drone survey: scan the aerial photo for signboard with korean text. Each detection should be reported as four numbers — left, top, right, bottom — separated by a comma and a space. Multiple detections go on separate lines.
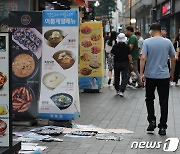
8, 11, 42, 121
39, 10, 80, 120
0, 32, 12, 147
79, 22, 104, 90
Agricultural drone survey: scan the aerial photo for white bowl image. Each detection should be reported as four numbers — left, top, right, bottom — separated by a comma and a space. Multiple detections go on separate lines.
42, 72, 66, 90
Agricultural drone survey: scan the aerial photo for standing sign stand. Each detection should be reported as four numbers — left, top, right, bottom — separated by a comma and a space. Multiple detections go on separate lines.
8, 11, 42, 125
79, 22, 104, 92
39, 10, 80, 121
0, 33, 21, 153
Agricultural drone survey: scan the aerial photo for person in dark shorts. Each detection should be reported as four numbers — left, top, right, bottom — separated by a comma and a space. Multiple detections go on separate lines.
105, 31, 117, 85
107, 53, 114, 85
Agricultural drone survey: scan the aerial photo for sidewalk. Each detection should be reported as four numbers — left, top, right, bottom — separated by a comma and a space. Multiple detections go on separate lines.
14, 84, 180, 154
14, 74, 180, 154
68, 87, 180, 154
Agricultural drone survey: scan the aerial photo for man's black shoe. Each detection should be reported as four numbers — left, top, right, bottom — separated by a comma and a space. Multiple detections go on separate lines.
147, 121, 156, 133
158, 128, 166, 136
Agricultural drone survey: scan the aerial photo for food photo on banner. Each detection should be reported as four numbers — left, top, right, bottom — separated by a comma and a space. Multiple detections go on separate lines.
0, 32, 12, 147
8, 11, 42, 121
79, 22, 104, 90
39, 10, 80, 121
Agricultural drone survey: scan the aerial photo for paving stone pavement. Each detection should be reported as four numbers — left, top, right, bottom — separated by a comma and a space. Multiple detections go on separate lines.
14, 84, 180, 154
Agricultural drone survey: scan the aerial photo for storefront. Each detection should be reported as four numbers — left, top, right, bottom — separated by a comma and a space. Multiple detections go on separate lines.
154, 0, 180, 40
174, 0, 180, 35
159, 0, 172, 39
0, 0, 33, 32
136, 5, 151, 39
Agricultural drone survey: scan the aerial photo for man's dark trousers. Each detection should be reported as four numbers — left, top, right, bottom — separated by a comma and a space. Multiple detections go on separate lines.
145, 78, 170, 129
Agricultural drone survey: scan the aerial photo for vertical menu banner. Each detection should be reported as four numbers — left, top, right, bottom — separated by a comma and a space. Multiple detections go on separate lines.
79, 22, 104, 90
8, 11, 42, 121
0, 33, 12, 147
39, 10, 80, 120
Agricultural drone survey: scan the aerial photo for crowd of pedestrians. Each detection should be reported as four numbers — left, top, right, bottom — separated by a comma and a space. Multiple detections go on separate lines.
104, 23, 180, 136
104, 25, 180, 95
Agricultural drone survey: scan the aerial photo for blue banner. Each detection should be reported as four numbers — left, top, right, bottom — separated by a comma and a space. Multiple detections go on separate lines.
39, 10, 80, 121
39, 112, 80, 120
42, 10, 78, 27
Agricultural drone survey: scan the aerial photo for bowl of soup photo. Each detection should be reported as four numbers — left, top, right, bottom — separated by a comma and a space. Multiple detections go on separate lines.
12, 50, 38, 81
53, 50, 75, 70
44, 29, 67, 48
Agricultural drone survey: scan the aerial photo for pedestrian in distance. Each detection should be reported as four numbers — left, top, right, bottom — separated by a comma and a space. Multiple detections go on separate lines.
135, 31, 144, 73
111, 33, 133, 97
161, 27, 168, 38
106, 53, 114, 85
173, 34, 180, 86
125, 26, 142, 88
140, 23, 176, 136
135, 31, 144, 52
161, 27, 171, 74
105, 31, 117, 85
104, 32, 110, 45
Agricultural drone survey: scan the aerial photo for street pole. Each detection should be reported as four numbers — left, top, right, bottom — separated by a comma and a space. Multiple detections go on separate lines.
130, 0, 132, 25
155, 0, 157, 22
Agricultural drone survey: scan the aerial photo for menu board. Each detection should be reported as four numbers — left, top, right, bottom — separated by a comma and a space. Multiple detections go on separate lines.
39, 10, 80, 120
8, 11, 42, 121
0, 33, 11, 147
79, 22, 104, 90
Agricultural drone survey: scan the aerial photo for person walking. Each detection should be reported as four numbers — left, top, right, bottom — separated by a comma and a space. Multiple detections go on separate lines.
111, 33, 133, 97
125, 26, 141, 88
161, 27, 168, 38
140, 23, 176, 135
135, 32, 144, 72
105, 31, 117, 85
161, 27, 171, 74
135, 32, 144, 52
107, 53, 114, 85
173, 34, 180, 86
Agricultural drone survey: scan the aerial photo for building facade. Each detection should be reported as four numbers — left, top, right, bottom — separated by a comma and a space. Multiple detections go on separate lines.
122, 0, 153, 38
111, 0, 123, 32
152, 0, 180, 40
122, 0, 180, 40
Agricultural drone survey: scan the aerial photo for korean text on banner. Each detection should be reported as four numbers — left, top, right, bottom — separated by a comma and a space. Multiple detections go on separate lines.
39, 10, 80, 120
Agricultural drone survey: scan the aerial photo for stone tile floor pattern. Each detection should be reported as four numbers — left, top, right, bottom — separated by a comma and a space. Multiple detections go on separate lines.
13, 84, 180, 154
